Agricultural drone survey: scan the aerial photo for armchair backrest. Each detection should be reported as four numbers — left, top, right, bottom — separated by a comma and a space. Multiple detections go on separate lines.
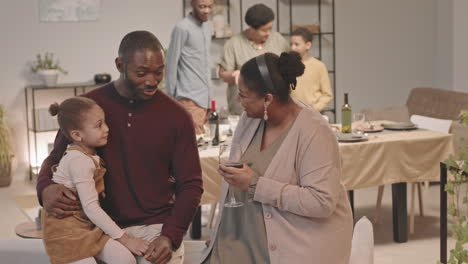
360, 106, 410, 122
406, 87, 468, 120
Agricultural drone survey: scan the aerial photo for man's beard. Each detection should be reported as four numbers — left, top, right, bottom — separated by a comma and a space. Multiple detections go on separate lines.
123, 70, 158, 100
194, 10, 207, 22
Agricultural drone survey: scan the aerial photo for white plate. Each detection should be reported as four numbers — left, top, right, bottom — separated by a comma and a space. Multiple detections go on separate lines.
336, 133, 369, 142
382, 122, 418, 130
362, 126, 384, 133
197, 135, 228, 146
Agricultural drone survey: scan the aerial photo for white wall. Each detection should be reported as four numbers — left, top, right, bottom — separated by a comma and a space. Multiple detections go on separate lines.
0, 1, 183, 179
453, 0, 468, 92
335, 0, 437, 115
434, 0, 453, 90
0, 0, 451, 180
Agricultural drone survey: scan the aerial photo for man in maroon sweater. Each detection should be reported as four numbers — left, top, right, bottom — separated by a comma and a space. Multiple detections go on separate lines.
37, 31, 203, 264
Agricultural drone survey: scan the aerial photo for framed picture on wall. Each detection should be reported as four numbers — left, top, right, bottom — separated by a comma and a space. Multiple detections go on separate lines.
39, 0, 101, 22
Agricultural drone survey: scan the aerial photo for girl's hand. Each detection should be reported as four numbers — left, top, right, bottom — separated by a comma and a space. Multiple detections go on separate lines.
117, 233, 150, 256
218, 163, 255, 191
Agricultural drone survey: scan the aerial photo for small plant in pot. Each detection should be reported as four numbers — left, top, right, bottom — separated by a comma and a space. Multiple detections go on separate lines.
31, 52, 68, 86
0, 105, 14, 187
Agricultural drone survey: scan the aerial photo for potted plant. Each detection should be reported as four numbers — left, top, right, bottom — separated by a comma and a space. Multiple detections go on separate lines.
31, 52, 68, 86
0, 105, 14, 187
442, 110, 468, 264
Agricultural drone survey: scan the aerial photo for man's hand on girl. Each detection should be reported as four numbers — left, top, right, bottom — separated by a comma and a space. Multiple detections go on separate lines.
42, 184, 81, 218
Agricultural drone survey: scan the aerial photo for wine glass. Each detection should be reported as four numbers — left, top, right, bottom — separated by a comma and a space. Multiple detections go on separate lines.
352, 113, 366, 134
219, 142, 244, 208
202, 123, 211, 143
227, 115, 239, 135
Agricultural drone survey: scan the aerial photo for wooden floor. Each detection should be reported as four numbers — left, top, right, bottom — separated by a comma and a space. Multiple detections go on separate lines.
0, 177, 457, 264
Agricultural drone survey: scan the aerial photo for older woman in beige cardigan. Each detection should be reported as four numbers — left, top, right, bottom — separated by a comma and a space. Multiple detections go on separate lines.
201, 52, 353, 264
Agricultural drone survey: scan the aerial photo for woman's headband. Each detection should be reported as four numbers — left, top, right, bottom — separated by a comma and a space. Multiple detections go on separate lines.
256, 54, 275, 92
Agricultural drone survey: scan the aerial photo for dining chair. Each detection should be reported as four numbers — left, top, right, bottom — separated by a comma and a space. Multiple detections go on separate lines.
349, 216, 374, 264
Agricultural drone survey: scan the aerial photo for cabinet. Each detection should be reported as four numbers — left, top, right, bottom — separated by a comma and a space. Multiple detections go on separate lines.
25, 82, 100, 179
184, 0, 336, 120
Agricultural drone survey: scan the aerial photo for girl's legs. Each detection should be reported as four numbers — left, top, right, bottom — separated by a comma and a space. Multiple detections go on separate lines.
124, 224, 184, 264
96, 238, 136, 264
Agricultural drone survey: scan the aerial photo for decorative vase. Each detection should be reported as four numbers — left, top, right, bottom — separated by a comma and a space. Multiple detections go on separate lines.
38, 69, 59, 86
212, 5, 226, 38
94, 73, 112, 84
212, 14, 225, 38
224, 24, 233, 37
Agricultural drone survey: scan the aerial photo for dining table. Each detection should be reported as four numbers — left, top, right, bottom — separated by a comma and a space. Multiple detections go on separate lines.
192, 121, 454, 245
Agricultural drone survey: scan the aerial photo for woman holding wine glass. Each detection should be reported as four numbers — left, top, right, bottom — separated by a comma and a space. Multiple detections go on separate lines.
201, 52, 353, 264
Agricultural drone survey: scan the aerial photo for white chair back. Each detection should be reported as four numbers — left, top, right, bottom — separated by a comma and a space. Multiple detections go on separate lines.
349, 216, 374, 264
410, 114, 452, 133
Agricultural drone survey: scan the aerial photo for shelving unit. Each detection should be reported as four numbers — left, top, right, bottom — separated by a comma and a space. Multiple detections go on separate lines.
281, 0, 337, 121
25, 82, 100, 180
182, 0, 336, 121
182, 0, 233, 41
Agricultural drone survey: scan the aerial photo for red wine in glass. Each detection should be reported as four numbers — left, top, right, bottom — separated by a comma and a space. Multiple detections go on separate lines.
219, 143, 244, 208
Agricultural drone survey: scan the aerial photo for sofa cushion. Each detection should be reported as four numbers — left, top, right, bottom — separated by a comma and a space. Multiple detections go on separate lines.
0, 238, 49, 264
0, 238, 205, 264
406, 87, 468, 120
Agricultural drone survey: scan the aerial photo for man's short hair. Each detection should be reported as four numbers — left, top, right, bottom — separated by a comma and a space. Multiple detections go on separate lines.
292, 27, 314, 43
245, 4, 275, 30
118, 30, 163, 63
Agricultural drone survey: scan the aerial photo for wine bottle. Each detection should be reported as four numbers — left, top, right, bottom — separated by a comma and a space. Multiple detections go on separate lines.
209, 100, 220, 145
341, 93, 352, 133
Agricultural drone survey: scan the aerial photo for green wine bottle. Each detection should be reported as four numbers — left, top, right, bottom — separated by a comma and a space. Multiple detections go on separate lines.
341, 93, 352, 133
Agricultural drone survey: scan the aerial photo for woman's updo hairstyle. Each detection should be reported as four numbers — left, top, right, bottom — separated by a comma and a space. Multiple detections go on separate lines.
49, 96, 97, 140
240, 51, 305, 103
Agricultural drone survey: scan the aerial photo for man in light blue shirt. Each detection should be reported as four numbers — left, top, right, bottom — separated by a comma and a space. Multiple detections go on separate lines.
166, 0, 213, 134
